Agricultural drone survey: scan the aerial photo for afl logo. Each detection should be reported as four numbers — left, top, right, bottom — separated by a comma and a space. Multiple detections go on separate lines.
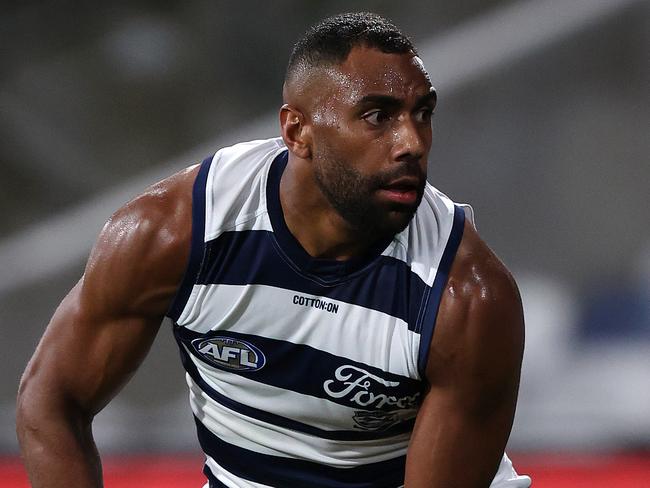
191, 336, 266, 372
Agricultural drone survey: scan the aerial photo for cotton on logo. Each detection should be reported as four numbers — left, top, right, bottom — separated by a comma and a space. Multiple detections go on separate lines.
191, 336, 266, 372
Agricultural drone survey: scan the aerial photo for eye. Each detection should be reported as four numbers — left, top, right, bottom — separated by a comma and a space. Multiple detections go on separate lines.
415, 107, 434, 124
363, 110, 390, 127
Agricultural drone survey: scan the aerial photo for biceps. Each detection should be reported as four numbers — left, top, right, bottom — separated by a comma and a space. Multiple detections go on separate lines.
21, 282, 162, 416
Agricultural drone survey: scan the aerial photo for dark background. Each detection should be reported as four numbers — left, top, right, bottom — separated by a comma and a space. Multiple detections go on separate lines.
1, 0, 648, 454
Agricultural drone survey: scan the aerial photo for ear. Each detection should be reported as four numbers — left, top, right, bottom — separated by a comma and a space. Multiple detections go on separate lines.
279, 104, 312, 159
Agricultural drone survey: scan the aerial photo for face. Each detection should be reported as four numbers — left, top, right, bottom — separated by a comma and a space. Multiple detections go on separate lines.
307, 46, 436, 238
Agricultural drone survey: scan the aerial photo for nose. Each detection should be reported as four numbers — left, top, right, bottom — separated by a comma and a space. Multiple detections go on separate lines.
391, 116, 427, 164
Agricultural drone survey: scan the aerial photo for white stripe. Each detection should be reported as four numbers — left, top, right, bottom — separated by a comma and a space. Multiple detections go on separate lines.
205, 455, 274, 488
205, 139, 284, 241
202, 433, 525, 488
403, 185, 456, 287
187, 375, 411, 467
177, 283, 421, 379
185, 349, 418, 437
206, 203, 273, 241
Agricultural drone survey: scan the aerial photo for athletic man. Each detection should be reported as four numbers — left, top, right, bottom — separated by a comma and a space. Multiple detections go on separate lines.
17, 12, 531, 488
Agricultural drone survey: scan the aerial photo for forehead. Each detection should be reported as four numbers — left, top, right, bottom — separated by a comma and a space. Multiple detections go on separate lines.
326, 46, 433, 102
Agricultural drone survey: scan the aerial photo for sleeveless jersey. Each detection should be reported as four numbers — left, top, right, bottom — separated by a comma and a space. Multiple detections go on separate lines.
166, 138, 530, 488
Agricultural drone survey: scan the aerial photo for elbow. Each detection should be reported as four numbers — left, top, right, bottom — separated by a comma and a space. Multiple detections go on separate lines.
16, 366, 87, 451
16, 367, 51, 448
16, 375, 43, 450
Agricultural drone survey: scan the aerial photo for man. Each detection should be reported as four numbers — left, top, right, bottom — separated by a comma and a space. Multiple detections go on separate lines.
17, 12, 531, 488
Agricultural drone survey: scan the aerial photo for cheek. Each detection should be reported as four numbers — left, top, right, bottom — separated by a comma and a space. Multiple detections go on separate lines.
313, 119, 359, 155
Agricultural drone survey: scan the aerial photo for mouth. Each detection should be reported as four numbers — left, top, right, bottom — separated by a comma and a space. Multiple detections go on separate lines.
377, 177, 422, 206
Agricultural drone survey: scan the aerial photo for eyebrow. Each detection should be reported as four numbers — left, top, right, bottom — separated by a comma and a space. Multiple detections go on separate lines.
417, 90, 437, 107
356, 90, 437, 109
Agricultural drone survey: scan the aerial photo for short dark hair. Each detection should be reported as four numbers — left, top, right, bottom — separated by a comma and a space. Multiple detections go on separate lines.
286, 12, 416, 81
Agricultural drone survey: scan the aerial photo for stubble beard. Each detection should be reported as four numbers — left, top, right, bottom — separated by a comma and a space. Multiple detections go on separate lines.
312, 147, 426, 241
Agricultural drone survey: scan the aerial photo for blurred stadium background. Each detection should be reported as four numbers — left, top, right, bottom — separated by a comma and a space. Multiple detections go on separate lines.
1, 0, 649, 486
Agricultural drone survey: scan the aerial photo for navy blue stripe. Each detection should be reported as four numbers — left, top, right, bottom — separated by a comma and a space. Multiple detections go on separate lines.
173, 325, 415, 441
197, 230, 428, 330
195, 417, 406, 488
167, 156, 213, 321
176, 327, 422, 412
417, 205, 466, 377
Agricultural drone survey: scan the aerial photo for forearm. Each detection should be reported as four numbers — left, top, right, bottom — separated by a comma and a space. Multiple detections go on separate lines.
17, 397, 103, 487
404, 411, 505, 488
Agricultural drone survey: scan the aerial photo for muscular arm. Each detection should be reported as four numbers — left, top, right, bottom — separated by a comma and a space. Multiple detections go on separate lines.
16, 165, 198, 487
404, 220, 525, 487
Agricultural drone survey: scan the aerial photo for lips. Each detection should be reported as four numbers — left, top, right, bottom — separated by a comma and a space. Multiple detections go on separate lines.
384, 176, 420, 191
378, 177, 422, 205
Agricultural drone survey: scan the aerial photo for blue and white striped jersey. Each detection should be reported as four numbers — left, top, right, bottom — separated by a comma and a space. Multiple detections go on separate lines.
166, 138, 529, 488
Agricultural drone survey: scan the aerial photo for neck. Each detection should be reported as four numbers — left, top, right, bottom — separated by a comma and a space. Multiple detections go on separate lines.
279, 155, 380, 260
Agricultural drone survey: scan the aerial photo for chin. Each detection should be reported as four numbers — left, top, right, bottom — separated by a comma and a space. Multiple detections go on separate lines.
385, 211, 416, 235
386, 198, 421, 228
359, 208, 417, 240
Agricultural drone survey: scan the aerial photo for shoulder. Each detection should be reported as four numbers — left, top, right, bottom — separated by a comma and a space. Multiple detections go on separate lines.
208, 137, 285, 191
81, 164, 201, 318
98, 164, 199, 261
425, 218, 524, 396
201, 138, 286, 234
212, 137, 285, 173
447, 218, 521, 317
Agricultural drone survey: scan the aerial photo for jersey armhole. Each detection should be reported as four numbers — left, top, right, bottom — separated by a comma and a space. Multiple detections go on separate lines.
416, 204, 466, 379
166, 156, 213, 322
